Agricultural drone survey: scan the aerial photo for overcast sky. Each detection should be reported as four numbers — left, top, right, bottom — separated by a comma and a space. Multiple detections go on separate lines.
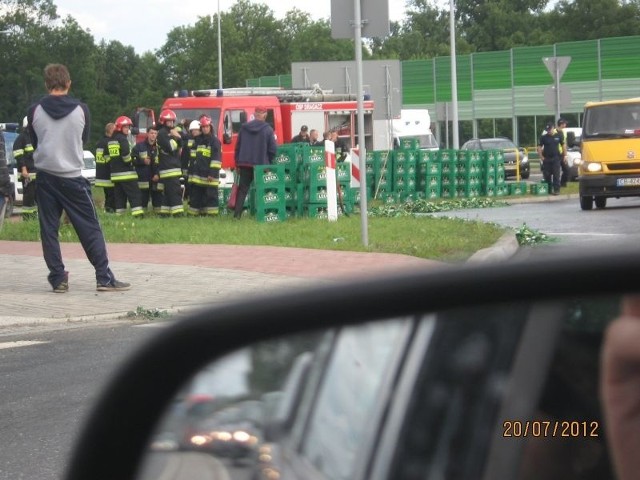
53, 0, 409, 55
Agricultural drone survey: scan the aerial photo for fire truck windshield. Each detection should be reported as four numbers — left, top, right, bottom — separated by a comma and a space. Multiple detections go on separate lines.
172, 109, 221, 130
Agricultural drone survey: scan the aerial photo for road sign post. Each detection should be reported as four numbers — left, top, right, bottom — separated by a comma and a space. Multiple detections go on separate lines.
543, 56, 572, 121
331, 0, 389, 247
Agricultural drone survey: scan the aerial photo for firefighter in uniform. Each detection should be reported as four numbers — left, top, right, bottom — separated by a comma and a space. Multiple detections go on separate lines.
95, 122, 115, 213
155, 109, 184, 216
12, 116, 37, 219
189, 115, 222, 216
109, 116, 144, 216
132, 123, 161, 213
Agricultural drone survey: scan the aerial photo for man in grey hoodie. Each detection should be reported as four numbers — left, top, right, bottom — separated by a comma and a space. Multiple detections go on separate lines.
27, 63, 130, 293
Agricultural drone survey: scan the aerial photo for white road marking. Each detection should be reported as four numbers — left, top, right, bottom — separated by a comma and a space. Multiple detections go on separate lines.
0, 340, 49, 350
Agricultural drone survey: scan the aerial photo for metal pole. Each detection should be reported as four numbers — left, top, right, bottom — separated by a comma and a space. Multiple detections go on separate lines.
450, 0, 459, 149
553, 57, 560, 123
354, 0, 369, 247
217, 0, 223, 89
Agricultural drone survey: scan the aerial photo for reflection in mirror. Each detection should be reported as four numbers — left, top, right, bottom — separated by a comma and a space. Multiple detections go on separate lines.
136, 296, 621, 480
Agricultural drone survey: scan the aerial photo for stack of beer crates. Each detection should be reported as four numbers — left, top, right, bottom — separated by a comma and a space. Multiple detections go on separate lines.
371, 150, 394, 201
299, 150, 354, 219
417, 150, 441, 199
454, 149, 484, 198
251, 164, 288, 222
392, 149, 418, 202
274, 143, 305, 218
438, 149, 457, 199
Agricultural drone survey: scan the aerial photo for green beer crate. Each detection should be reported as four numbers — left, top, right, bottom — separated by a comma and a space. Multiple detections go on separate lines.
530, 182, 549, 195
301, 160, 328, 187
508, 181, 528, 196
438, 149, 457, 162
303, 185, 330, 203
336, 162, 351, 184
482, 185, 496, 197
274, 145, 301, 169
441, 185, 456, 198
254, 165, 286, 188
252, 187, 286, 212
496, 184, 508, 196
255, 206, 287, 223
425, 185, 441, 199
304, 204, 330, 219
398, 137, 420, 150
457, 150, 482, 162
373, 150, 393, 172
301, 144, 325, 163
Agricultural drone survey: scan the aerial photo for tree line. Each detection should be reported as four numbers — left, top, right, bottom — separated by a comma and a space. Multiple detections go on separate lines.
1, 0, 639, 146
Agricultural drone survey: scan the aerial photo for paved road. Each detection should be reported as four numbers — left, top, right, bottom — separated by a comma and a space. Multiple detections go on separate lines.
427, 194, 640, 247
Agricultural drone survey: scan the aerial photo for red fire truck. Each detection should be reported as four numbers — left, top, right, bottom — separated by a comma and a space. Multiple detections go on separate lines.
132, 87, 374, 172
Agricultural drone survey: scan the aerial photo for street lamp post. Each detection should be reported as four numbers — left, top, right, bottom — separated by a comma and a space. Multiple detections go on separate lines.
450, 0, 459, 149
217, 0, 223, 89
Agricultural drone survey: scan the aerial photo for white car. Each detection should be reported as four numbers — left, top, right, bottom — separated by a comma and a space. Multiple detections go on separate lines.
1, 125, 21, 207
82, 150, 96, 184
563, 127, 582, 181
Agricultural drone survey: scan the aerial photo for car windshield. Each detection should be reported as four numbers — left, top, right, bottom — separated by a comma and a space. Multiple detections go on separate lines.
583, 102, 640, 137
481, 139, 516, 150
2, 130, 18, 168
83, 155, 96, 169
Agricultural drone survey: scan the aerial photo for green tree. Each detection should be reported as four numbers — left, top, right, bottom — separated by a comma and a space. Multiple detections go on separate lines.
548, 0, 640, 41
455, 0, 550, 51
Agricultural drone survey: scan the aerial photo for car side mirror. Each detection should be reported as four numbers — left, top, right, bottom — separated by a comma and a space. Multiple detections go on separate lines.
62, 247, 640, 480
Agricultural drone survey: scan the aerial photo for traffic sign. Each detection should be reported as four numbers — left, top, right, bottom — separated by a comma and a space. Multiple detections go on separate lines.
544, 85, 572, 111
543, 56, 571, 82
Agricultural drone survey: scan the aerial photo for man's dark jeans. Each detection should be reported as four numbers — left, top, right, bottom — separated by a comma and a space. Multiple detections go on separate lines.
36, 171, 115, 288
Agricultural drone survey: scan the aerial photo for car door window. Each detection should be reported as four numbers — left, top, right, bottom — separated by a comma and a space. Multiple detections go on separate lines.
298, 319, 412, 480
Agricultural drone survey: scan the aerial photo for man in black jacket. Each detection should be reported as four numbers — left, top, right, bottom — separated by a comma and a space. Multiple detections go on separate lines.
233, 106, 277, 219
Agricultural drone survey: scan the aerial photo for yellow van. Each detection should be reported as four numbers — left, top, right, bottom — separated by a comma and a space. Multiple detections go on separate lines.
579, 97, 640, 210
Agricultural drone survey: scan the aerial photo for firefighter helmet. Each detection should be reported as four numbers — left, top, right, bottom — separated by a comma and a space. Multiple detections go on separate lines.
115, 116, 133, 131
159, 109, 177, 124
199, 115, 212, 127
189, 120, 201, 131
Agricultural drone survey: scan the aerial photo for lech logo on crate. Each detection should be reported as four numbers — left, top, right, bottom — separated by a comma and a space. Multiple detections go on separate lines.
263, 190, 280, 204
310, 153, 323, 163
262, 170, 280, 184
275, 153, 291, 164
264, 211, 281, 222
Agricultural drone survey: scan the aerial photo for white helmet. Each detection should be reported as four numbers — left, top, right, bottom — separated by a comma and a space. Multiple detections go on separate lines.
22, 116, 28, 128
189, 120, 201, 131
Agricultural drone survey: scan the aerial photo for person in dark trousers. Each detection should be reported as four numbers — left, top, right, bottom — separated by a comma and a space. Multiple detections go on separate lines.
189, 116, 222, 216
27, 63, 130, 293
330, 130, 348, 162
109, 116, 144, 217
556, 118, 569, 187
95, 122, 116, 213
132, 123, 160, 212
233, 106, 277, 219
537, 122, 563, 195
155, 109, 184, 216
0, 130, 12, 230
12, 116, 37, 219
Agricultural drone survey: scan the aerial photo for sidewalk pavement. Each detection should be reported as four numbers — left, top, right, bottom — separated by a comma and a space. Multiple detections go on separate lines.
0, 232, 519, 332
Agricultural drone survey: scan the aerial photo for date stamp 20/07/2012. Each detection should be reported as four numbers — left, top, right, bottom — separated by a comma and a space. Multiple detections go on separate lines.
503, 420, 600, 438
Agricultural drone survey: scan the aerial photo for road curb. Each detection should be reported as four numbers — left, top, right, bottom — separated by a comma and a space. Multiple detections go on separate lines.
466, 231, 520, 264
